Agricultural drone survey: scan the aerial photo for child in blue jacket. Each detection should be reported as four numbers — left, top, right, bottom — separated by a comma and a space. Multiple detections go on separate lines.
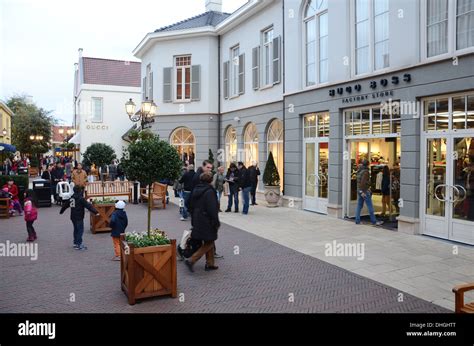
110, 200, 128, 261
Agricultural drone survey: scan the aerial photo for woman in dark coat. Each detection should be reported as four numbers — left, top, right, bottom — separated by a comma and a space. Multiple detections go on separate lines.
381, 165, 391, 217
185, 172, 220, 272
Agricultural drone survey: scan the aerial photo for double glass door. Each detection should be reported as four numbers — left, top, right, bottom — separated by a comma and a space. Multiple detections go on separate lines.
304, 140, 329, 214
423, 135, 474, 245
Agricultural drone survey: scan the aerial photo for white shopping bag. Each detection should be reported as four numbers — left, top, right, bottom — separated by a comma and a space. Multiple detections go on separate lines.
179, 230, 191, 250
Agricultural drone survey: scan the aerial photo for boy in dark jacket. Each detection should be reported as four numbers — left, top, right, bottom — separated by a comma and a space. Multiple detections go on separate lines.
185, 172, 220, 273
60, 185, 99, 250
110, 200, 128, 261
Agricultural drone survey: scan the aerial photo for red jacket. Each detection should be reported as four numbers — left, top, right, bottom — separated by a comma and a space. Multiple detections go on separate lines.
3, 183, 19, 201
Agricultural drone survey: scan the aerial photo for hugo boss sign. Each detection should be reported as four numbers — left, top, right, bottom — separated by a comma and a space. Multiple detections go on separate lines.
329, 73, 412, 97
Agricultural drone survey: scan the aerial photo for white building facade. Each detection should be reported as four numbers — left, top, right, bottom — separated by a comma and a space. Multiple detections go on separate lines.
71, 49, 141, 160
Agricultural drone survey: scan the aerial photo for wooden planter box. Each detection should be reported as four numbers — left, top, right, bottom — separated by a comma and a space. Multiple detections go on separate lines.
90, 203, 115, 233
120, 235, 177, 305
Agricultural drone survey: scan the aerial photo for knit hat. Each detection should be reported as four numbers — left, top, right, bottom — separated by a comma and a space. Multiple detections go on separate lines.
115, 200, 126, 209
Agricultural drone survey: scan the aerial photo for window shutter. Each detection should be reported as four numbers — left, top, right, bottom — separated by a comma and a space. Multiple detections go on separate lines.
149, 72, 153, 100
223, 61, 229, 99
252, 46, 260, 90
272, 36, 281, 85
191, 65, 201, 101
142, 77, 146, 101
238, 53, 245, 95
163, 67, 172, 103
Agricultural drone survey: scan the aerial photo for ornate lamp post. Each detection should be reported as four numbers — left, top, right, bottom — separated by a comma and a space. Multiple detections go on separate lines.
125, 97, 156, 130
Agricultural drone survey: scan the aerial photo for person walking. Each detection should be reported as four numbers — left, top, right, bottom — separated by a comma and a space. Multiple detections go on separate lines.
248, 161, 260, 206
179, 164, 195, 221
355, 159, 383, 226
60, 185, 99, 250
381, 165, 391, 218
212, 166, 225, 212
238, 162, 252, 215
225, 163, 240, 213
71, 163, 88, 189
184, 172, 220, 273
110, 200, 128, 261
24, 189, 38, 242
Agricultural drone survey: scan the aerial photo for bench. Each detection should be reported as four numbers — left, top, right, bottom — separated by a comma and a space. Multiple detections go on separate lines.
85, 181, 133, 201
140, 183, 167, 209
453, 283, 474, 313
0, 198, 9, 218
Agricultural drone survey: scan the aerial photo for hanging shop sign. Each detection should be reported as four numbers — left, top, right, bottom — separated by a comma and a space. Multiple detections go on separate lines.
329, 73, 412, 104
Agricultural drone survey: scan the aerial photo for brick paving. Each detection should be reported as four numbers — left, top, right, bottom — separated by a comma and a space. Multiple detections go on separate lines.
0, 202, 449, 313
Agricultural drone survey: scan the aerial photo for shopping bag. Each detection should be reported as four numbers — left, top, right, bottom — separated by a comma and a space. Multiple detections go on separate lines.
179, 230, 191, 250
223, 182, 230, 196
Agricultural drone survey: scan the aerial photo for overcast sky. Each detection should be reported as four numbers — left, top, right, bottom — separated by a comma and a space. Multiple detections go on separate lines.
0, 0, 247, 124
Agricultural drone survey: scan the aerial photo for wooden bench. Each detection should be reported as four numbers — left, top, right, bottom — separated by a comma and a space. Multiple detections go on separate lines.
140, 182, 167, 209
85, 181, 133, 201
453, 283, 474, 313
0, 198, 10, 218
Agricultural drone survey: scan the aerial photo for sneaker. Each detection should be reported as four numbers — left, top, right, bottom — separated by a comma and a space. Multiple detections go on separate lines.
214, 253, 224, 259
73, 244, 79, 249
374, 221, 384, 226
180, 216, 185, 221
184, 260, 194, 273
205, 264, 219, 271
76, 245, 88, 251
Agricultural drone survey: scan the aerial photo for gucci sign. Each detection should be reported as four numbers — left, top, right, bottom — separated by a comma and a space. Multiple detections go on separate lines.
86, 125, 110, 130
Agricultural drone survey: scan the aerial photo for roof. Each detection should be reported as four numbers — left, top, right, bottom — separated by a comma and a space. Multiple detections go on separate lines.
154, 11, 231, 33
82, 57, 141, 87
51, 125, 74, 143
0, 101, 14, 116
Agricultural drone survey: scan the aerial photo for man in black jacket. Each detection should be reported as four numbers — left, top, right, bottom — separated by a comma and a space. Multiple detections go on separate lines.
60, 185, 99, 251
191, 160, 213, 191
238, 162, 252, 215
51, 162, 64, 203
248, 161, 260, 205
185, 172, 220, 273
178, 164, 195, 220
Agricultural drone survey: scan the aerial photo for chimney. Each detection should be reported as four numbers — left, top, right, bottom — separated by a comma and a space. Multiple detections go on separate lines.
78, 48, 83, 58
205, 0, 222, 12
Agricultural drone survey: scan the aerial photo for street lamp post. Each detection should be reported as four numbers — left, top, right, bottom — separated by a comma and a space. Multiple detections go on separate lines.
29, 135, 44, 176
125, 97, 156, 130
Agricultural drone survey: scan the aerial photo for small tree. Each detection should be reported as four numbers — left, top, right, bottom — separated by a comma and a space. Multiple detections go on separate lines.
121, 134, 181, 234
208, 148, 216, 175
82, 143, 116, 168
263, 151, 280, 186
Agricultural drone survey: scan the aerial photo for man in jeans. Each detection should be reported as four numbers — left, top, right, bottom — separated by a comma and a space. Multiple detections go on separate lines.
355, 159, 383, 226
60, 185, 99, 250
238, 162, 252, 215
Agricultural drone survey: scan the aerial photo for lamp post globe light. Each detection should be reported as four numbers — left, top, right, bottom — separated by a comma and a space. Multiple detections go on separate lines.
125, 97, 156, 129
2, 128, 7, 136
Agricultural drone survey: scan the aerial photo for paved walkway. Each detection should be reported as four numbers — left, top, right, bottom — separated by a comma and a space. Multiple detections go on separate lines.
0, 201, 448, 313
204, 193, 474, 311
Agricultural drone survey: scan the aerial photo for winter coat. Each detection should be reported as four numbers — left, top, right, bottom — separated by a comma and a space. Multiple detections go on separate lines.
239, 167, 251, 189
381, 173, 390, 195
24, 198, 38, 222
179, 169, 195, 192
248, 166, 260, 187
51, 168, 64, 183
60, 192, 98, 222
3, 184, 19, 201
225, 169, 240, 192
71, 169, 88, 187
191, 167, 203, 191
212, 172, 225, 192
189, 183, 220, 241
110, 209, 128, 238
357, 166, 370, 193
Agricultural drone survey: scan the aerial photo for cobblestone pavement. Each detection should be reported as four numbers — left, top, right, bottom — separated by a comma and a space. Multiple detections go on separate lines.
0, 202, 448, 313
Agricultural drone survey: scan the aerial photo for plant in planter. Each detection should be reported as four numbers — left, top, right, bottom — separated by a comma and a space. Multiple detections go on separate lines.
82, 143, 116, 182
119, 134, 181, 304
263, 151, 281, 207
90, 197, 117, 233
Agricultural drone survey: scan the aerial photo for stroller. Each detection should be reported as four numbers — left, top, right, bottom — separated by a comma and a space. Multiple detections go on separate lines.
56, 181, 74, 205
177, 230, 202, 261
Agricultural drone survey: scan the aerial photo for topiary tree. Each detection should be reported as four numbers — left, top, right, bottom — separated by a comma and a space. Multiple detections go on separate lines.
82, 143, 116, 169
208, 148, 216, 175
263, 151, 280, 186
121, 134, 182, 234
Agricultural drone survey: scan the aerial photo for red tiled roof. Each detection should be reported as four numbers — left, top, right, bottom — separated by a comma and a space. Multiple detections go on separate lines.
82, 57, 141, 87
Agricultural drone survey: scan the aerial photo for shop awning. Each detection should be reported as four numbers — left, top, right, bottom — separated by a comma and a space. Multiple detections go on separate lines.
0, 143, 16, 152
68, 132, 80, 144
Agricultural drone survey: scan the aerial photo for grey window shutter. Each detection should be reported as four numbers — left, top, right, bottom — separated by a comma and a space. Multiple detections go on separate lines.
272, 36, 281, 85
163, 67, 172, 103
149, 72, 153, 101
191, 65, 201, 101
223, 61, 229, 99
252, 46, 260, 90
142, 77, 146, 101
238, 53, 245, 95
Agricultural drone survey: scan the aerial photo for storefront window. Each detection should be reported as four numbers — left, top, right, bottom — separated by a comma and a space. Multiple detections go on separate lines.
267, 119, 284, 189
225, 126, 237, 165
243, 122, 259, 167
344, 104, 400, 137
170, 127, 195, 164
423, 93, 474, 131
304, 112, 329, 138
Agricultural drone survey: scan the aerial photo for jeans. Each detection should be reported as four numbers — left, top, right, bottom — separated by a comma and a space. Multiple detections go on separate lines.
242, 186, 252, 214
26, 221, 35, 237
227, 190, 239, 211
216, 190, 222, 206
250, 185, 257, 204
72, 219, 85, 246
181, 191, 191, 219
355, 191, 377, 224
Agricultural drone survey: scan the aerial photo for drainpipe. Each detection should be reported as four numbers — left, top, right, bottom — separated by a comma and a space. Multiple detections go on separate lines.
217, 34, 222, 165
282, 0, 286, 196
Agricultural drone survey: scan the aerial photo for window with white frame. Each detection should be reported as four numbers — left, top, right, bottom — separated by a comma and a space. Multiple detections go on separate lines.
91, 98, 103, 123
304, 0, 328, 86
262, 27, 274, 87
175, 55, 191, 101
355, 0, 389, 75
225, 126, 237, 165
344, 104, 400, 137
425, 0, 474, 58
230, 46, 240, 97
